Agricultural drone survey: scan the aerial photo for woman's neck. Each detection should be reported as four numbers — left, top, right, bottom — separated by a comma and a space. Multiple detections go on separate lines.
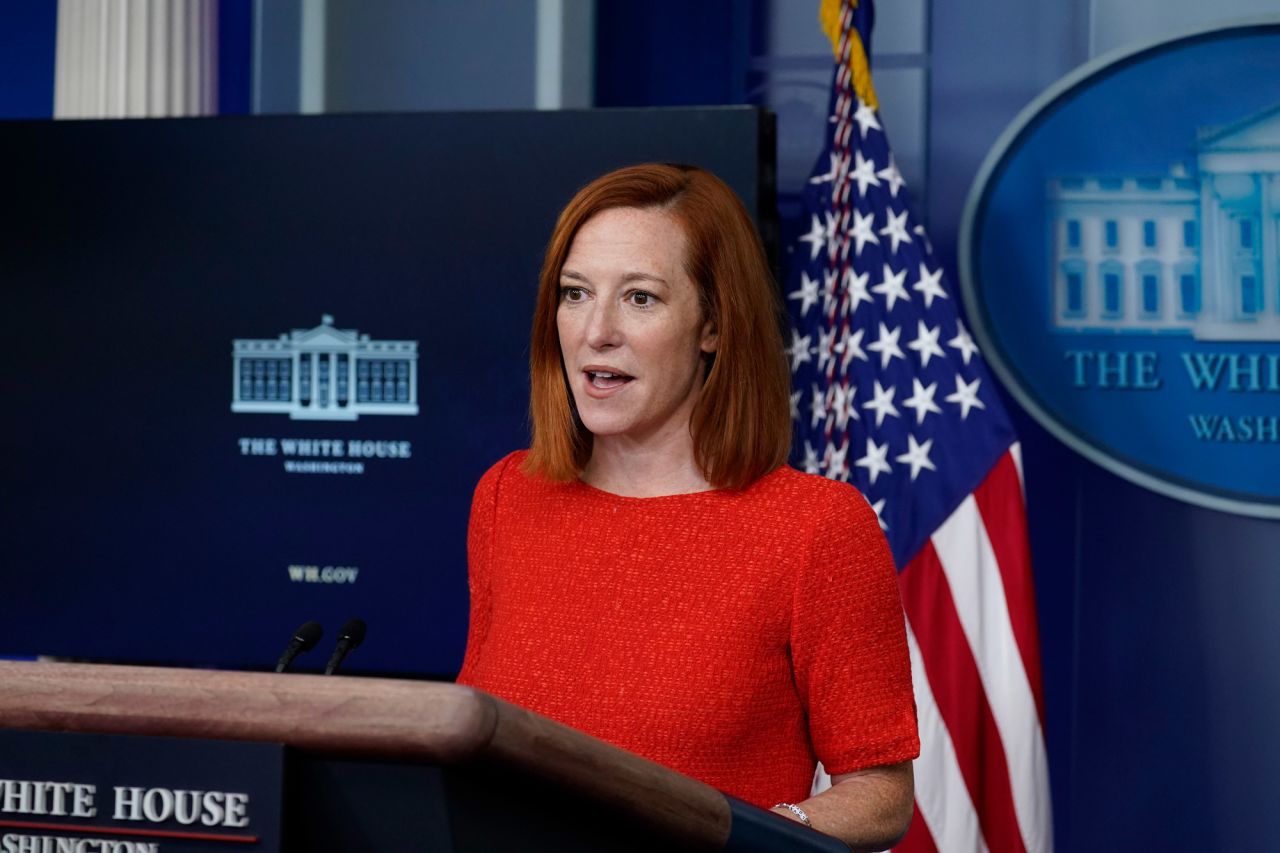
581, 432, 714, 498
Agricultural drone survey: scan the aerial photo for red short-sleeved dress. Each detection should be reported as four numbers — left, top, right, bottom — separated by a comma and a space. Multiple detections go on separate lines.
457, 450, 919, 808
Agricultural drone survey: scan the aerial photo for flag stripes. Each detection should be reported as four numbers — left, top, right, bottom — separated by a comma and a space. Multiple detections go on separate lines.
903, 624, 985, 853
972, 453, 1046, 723
900, 541, 1027, 853
932, 465, 1051, 853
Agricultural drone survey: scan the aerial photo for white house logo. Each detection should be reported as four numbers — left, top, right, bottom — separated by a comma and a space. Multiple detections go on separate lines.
1047, 115, 1279, 342
231, 315, 419, 421
962, 21, 1280, 518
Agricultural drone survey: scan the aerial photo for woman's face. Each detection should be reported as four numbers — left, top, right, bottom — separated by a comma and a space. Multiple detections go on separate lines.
557, 206, 718, 448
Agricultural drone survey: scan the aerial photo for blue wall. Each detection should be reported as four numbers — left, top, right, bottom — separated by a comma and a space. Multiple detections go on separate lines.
324, 0, 538, 112
595, 0, 756, 107
218, 0, 254, 115
0, 4, 55, 118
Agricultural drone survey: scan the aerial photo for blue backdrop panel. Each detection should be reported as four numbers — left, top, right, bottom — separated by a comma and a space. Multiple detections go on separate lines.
1, 107, 775, 677
0, 3, 55, 119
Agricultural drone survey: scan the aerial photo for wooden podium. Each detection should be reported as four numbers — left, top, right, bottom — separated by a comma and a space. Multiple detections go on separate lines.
0, 661, 847, 851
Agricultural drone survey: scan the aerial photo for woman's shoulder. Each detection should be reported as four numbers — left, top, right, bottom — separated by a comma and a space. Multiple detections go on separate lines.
747, 465, 880, 529
473, 449, 571, 505
475, 449, 531, 494
752, 464, 869, 506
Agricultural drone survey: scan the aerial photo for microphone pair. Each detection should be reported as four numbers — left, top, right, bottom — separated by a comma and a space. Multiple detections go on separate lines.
275, 618, 366, 675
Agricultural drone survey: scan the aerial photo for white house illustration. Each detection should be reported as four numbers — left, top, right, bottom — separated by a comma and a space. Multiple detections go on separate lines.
1048, 103, 1280, 341
231, 315, 419, 420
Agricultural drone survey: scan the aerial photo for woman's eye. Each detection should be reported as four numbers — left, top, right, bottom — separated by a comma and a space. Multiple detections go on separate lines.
629, 291, 654, 307
560, 286, 585, 302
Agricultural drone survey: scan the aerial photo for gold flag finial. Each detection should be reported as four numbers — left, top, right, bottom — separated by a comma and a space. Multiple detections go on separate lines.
819, 0, 878, 110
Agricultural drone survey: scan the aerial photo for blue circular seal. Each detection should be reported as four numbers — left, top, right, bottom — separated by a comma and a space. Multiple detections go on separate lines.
961, 19, 1280, 518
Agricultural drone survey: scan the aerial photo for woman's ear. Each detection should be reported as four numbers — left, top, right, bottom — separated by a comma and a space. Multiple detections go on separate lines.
700, 319, 718, 353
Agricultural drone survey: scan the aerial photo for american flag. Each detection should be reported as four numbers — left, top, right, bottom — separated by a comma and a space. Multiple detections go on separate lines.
788, 2, 1053, 851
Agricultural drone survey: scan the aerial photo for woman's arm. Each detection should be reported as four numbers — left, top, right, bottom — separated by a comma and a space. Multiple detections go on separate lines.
770, 760, 914, 850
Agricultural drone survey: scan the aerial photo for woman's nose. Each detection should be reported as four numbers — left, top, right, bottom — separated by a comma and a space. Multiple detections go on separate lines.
585, 301, 622, 349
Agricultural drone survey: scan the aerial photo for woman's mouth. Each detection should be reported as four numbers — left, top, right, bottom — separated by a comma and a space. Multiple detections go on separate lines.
585, 370, 634, 390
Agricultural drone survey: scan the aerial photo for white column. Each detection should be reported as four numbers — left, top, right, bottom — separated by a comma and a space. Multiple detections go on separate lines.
299, 0, 326, 114
54, 0, 219, 119
535, 0, 594, 110
320, 353, 330, 408
309, 352, 318, 407
1200, 176, 1223, 321
1261, 174, 1277, 316
347, 353, 357, 409
125, 0, 147, 116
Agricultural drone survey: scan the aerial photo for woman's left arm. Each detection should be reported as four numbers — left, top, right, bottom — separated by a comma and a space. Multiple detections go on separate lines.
771, 760, 914, 850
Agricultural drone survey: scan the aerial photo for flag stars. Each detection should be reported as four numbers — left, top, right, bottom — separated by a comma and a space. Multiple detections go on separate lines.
824, 211, 844, 260
825, 438, 851, 482
895, 434, 937, 481
878, 209, 913, 254
799, 214, 825, 261
836, 227, 853, 261
869, 497, 888, 531
842, 267, 874, 316
912, 223, 933, 253
847, 209, 879, 257
872, 265, 911, 313
809, 383, 829, 429
821, 268, 840, 315
834, 151, 851, 183
912, 264, 948, 309
789, 390, 802, 422
788, 329, 813, 373
945, 375, 986, 420
830, 381, 859, 431
836, 326, 868, 372
862, 379, 900, 427
788, 271, 820, 317
835, 180, 853, 210
902, 378, 942, 424
907, 320, 945, 368
877, 157, 905, 197
802, 441, 822, 475
866, 322, 905, 369
855, 437, 893, 485
852, 100, 881, 138
816, 326, 837, 373
849, 150, 882, 197
809, 152, 839, 185
948, 319, 980, 365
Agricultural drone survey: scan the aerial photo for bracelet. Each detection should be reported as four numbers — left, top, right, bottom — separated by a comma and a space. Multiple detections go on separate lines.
773, 802, 812, 827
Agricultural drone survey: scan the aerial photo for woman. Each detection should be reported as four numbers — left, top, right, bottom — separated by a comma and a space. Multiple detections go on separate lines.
458, 163, 918, 848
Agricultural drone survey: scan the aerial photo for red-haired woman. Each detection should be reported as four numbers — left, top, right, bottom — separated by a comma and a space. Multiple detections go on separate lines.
458, 163, 918, 849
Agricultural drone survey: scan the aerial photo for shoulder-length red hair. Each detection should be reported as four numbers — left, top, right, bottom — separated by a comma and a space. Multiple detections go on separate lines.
524, 163, 791, 490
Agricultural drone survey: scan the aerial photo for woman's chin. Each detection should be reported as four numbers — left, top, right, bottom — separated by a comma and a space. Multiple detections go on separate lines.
578, 418, 634, 440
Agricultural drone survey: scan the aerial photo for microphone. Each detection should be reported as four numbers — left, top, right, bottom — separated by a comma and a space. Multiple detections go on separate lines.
324, 618, 367, 675
275, 621, 323, 673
